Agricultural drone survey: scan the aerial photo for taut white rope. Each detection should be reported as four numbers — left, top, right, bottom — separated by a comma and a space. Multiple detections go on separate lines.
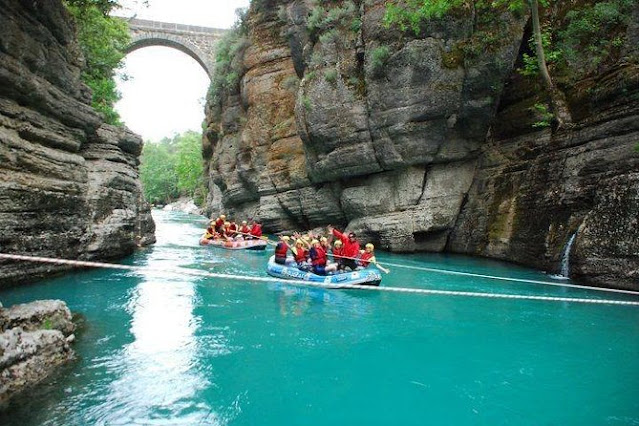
378, 260, 639, 296
1, 253, 638, 307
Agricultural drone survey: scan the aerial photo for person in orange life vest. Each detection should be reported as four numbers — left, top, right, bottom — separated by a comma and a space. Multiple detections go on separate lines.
309, 239, 338, 275
332, 239, 345, 270
250, 219, 262, 239
214, 215, 226, 233
274, 236, 291, 265
238, 220, 251, 236
357, 243, 377, 268
327, 226, 360, 271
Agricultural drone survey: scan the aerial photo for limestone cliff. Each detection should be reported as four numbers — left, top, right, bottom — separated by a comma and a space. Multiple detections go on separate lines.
204, 0, 639, 289
0, 0, 155, 287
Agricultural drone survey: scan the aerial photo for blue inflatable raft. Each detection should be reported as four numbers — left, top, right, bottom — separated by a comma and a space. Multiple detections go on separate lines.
266, 256, 382, 287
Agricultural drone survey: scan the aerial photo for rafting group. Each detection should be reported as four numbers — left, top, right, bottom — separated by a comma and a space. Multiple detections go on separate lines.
272, 226, 387, 274
200, 215, 386, 286
199, 215, 267, 250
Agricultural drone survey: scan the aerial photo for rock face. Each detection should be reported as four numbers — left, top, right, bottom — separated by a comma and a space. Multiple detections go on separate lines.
204, 0, 639, 289
0, 300, 76, 407
0, 0, 155, 287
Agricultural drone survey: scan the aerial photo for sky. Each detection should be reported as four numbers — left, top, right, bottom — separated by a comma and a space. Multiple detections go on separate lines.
113, 0, 250, 142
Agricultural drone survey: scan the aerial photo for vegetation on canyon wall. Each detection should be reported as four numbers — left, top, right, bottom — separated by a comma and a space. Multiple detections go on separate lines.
63, 0, 130, 125
140, 131, 206, 206
384, 0, 635, 128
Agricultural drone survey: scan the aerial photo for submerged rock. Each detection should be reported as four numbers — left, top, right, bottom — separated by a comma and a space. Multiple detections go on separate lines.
0, 300, 76, 407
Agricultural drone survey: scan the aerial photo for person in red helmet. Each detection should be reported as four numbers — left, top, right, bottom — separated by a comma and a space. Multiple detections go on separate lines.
327, 226, 360, 271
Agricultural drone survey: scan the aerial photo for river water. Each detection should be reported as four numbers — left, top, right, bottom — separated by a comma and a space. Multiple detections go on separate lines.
1, 210, 638, 425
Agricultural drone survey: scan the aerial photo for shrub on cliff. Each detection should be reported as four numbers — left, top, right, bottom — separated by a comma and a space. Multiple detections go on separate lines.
64, 0, 130, 125
208, 9, 250, 105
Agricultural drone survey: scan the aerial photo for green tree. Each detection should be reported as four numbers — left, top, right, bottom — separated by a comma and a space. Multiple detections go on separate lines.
384, 0, 573, 128
140, 131, 206, 205
175, 131, 205, 199
64, 0, 130, 125
139, 140, 179, 205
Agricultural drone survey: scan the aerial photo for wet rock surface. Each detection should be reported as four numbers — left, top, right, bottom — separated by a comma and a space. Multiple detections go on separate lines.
0, 300, 76, 407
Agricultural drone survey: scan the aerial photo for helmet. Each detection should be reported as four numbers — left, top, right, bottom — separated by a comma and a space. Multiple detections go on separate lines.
224, 222, 230, 226
242, 221, 247, 225
311, 239, 319, 245
334, 240, 343, 247
220, 214, 226, 219
281, 236, 290, 241
365, 243, 374, 250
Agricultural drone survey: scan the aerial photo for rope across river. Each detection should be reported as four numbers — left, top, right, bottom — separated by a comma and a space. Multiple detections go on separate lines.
1, 253, 638, 307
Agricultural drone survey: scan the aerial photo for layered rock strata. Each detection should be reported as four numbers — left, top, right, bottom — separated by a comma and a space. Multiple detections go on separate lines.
0, 300, 76, 407
204, 0, 639, 289
0, 0, 155, 287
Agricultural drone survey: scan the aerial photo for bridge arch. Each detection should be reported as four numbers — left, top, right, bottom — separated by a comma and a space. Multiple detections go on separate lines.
124, 19, 229, 79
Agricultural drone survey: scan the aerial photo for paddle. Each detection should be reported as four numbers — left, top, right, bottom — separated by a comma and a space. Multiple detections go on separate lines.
233, 231, 278, 246
329, 253, 390, 274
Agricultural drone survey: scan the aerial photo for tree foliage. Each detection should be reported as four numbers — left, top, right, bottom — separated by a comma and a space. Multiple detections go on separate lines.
140, 131, 206, 205
64, 0, 130, 125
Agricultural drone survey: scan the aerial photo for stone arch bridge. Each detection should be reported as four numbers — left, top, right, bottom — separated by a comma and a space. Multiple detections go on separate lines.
125, 18, 228, 78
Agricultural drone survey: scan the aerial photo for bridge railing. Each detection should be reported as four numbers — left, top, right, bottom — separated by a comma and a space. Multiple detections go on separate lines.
127, 18, 227, 35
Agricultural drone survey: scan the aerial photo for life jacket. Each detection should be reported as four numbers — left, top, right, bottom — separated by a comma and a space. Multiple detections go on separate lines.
275, 242, 288, 260
214, 218, 224, 232
293, 246, 306, 263
251, 224, 262, 238
229, 223, 237, 236
358, 252, 374, 267
239, 225, 251, 235
310, 246, 327, 267
332, 229, 360, 258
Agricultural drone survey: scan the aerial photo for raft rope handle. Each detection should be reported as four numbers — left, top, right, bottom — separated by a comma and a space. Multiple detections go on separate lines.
1, 253, 638, 307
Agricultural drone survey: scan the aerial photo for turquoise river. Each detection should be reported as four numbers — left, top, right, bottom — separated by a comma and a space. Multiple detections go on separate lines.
1, 210, 638, 425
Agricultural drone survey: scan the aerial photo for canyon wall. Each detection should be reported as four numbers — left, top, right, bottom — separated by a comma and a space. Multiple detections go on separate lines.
0, 0, 155, 287
204, 0, 639, 289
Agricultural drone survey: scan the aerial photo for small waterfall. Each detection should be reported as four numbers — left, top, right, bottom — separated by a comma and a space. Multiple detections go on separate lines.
559, 233, 577, 278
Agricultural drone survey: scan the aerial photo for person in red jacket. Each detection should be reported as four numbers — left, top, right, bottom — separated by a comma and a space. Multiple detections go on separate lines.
250, 219, 262, 239
309, 240, 337, 275
327, 226, 360, 271
357, 243, 377, 268
274, 236, 290, 265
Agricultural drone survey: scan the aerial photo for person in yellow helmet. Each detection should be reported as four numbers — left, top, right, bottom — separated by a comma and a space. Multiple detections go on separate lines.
357, 243, 376, 268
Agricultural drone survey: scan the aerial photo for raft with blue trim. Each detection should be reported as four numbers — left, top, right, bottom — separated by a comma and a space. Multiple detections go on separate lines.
266, 256, 382, 287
